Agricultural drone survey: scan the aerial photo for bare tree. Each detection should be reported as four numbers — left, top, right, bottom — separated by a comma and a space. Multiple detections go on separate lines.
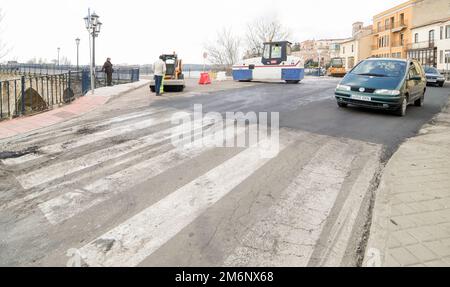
0, 9, 10, 60
245, 16, 291, 58
204, 28, 241, 69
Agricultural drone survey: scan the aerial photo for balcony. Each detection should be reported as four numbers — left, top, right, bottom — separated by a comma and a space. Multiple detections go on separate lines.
371, 40, 409, 51
372, 45, 388, 50
407, 41, 436, 50
392, 40, 409, 48
373, 20, 408, 34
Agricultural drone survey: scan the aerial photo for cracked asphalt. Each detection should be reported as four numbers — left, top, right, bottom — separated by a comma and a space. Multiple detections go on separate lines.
0, 77, 448, 266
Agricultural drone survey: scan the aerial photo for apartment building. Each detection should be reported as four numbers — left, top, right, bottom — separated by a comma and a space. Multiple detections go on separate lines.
407, 0, 450, 70
339, 22, 373, 70
372, 0, 416, 59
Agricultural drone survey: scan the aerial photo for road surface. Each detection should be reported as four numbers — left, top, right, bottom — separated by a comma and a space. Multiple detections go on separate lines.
0, 77, 448, 266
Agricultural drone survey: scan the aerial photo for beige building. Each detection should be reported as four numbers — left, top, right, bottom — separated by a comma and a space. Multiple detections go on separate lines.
407, 0, 450, 70
339, 22, 373, 70
372, 0, 416, 59
371, 0, 450, 61
292, 38, 347, 66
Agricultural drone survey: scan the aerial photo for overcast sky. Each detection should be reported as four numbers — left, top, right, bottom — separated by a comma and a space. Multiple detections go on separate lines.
0, 0, 407, 65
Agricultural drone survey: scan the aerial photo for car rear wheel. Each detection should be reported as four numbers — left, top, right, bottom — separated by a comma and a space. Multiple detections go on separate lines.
395, 98, 407, 117
337, 102, 348, 108
414, 94, 424, 107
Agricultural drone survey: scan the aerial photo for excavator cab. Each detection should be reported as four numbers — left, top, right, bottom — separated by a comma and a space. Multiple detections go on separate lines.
261, 41, 292, 66
161, 54, 184, 80
150, 53, 185, 93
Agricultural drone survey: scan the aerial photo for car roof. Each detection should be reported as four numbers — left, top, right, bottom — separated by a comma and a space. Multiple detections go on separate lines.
365, 58, 407, 62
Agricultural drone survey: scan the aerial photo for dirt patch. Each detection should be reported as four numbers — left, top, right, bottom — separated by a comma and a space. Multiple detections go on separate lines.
355, 159, 386, 267
75, 126, 103, 135
0, 146, 40, 160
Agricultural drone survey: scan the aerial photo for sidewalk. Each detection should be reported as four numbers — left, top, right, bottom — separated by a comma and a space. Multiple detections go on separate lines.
0, 80, 149, 140
364, 99, 450, 267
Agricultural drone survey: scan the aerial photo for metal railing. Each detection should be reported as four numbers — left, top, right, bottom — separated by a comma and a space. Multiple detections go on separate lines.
372, 40, 410, 50
0, 71, 85, 120
374, 20, 408, 34
95, 68, 140, 87
407, 41, 436, 50
0, 64, 140, 121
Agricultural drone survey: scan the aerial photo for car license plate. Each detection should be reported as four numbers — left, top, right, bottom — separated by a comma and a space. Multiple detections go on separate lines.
428, 79, 436, 83
351, 95, 371, 101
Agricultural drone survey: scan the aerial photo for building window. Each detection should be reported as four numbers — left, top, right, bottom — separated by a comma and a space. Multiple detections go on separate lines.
400, 33, 404, 45
400, 13, 405, 25
385, 19, 390, 29
343, 46, 345, 54
351, 45, 354, 53
446, 26, 450, 39
441, 50, 444, 64
414, 33, 419, 43
441, 27, 444, 40
429, 30, 435, 43
377, 22, 381, 32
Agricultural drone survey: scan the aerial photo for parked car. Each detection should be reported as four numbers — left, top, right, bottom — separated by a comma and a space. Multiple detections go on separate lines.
334, 58, 426, 117
424, 66, 446, 87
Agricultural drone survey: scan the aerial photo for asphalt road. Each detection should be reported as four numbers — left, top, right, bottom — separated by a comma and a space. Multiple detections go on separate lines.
0, 77, 448, 267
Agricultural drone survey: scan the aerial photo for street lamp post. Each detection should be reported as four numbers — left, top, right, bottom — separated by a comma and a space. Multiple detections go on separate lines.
75, 38, 80, 71
317, 49, 323, 77
84, 10, 102, 93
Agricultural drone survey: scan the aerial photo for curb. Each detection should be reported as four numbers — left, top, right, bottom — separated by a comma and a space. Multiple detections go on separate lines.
363, 95, 450, 267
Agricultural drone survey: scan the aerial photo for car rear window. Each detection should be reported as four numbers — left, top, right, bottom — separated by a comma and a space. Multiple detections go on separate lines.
351, 60, 406, 78
424, 67, 439, 74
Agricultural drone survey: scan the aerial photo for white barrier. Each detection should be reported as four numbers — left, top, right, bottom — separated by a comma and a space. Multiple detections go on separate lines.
216, 71, 227, 81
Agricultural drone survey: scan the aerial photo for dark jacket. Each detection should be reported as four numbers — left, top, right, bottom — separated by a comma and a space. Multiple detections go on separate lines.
102, 61, 113, 74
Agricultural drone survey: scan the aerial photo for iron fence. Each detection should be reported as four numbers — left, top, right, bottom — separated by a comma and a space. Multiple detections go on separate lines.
95, 68, 140, 87
0, 64, 140, 121
0, 71, 86, 120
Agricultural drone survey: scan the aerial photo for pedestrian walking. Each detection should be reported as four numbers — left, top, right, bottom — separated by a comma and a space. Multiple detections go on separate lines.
102, 58, 114, 86
153, 55, 166, 96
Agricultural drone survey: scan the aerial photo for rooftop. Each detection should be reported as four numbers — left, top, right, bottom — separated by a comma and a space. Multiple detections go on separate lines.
373, 0, 417, 20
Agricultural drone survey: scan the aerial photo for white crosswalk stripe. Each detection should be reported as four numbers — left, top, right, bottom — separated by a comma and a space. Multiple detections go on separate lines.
38, 124, 248, 225
13, 116, 213, 189
223, 141, 356, 266
77, 139, 287, 267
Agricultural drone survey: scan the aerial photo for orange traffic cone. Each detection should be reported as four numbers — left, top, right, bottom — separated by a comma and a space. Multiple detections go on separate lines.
199, 72, 212, 85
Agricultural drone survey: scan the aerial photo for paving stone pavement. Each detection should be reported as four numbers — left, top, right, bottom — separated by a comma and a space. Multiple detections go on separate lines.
364, 98, 450, 267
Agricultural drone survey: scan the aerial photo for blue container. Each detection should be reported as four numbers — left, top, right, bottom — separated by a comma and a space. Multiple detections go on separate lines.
281, 68, 305, 81
233, 69, 253, 81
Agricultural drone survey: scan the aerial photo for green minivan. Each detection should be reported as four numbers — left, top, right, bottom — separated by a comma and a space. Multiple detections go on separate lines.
335, 58, 426, 116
